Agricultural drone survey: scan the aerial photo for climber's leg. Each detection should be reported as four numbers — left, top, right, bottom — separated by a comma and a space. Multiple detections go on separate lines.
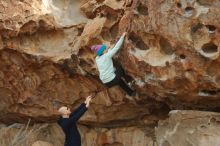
105, 60, 135, 95
113, 59, 133, 83
104, 77, 118, 88
117, 77, 135, 96
105, 76, 134, 96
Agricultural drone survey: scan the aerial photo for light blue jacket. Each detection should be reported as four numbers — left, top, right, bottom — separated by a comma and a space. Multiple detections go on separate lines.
95, 35, 125, 83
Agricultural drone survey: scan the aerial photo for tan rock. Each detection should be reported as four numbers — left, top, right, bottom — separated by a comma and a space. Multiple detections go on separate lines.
0, 36, 3, 50
0, 123, 156, 146
81, 125, 157, 146
5, 26, 82, 62
80, 17, 106, 46
0, 123, 64, 146
41, 0, 88, 26
80, 0, 97, 19
156, 110, 220, 146
32, 141, 53, 146
103, 0, 125, 10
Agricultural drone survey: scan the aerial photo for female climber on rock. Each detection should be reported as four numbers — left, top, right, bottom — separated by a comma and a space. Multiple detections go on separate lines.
91, 32, 135, 98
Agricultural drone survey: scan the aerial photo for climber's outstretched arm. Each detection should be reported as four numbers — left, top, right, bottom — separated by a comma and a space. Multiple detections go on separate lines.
69, 95, 92, 121
105, 32, 127, 58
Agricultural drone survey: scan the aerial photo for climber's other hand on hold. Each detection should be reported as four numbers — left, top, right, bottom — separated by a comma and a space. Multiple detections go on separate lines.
122, 32, 127, 37
84, 95, 92, 108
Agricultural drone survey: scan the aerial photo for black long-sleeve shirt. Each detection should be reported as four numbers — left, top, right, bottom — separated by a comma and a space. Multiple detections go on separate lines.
57, 103, 87, 146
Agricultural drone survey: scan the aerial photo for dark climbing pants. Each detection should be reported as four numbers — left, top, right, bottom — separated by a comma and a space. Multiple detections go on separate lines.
104, 61, 134, 96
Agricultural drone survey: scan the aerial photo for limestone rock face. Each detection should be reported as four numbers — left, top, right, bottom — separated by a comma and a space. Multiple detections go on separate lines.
0, 0, 219, 122
1, 110, 220, 146
0, 123, 156, 146
72, 0, 220, 111
0, 123, 64, 146
32, 141, 53, 146
156, 110, 220, 146
0, 49, 167, 124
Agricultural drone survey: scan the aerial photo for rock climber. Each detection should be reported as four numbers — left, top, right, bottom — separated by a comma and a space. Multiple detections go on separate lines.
57, 95, 92, 146
91, 32, 135, 97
